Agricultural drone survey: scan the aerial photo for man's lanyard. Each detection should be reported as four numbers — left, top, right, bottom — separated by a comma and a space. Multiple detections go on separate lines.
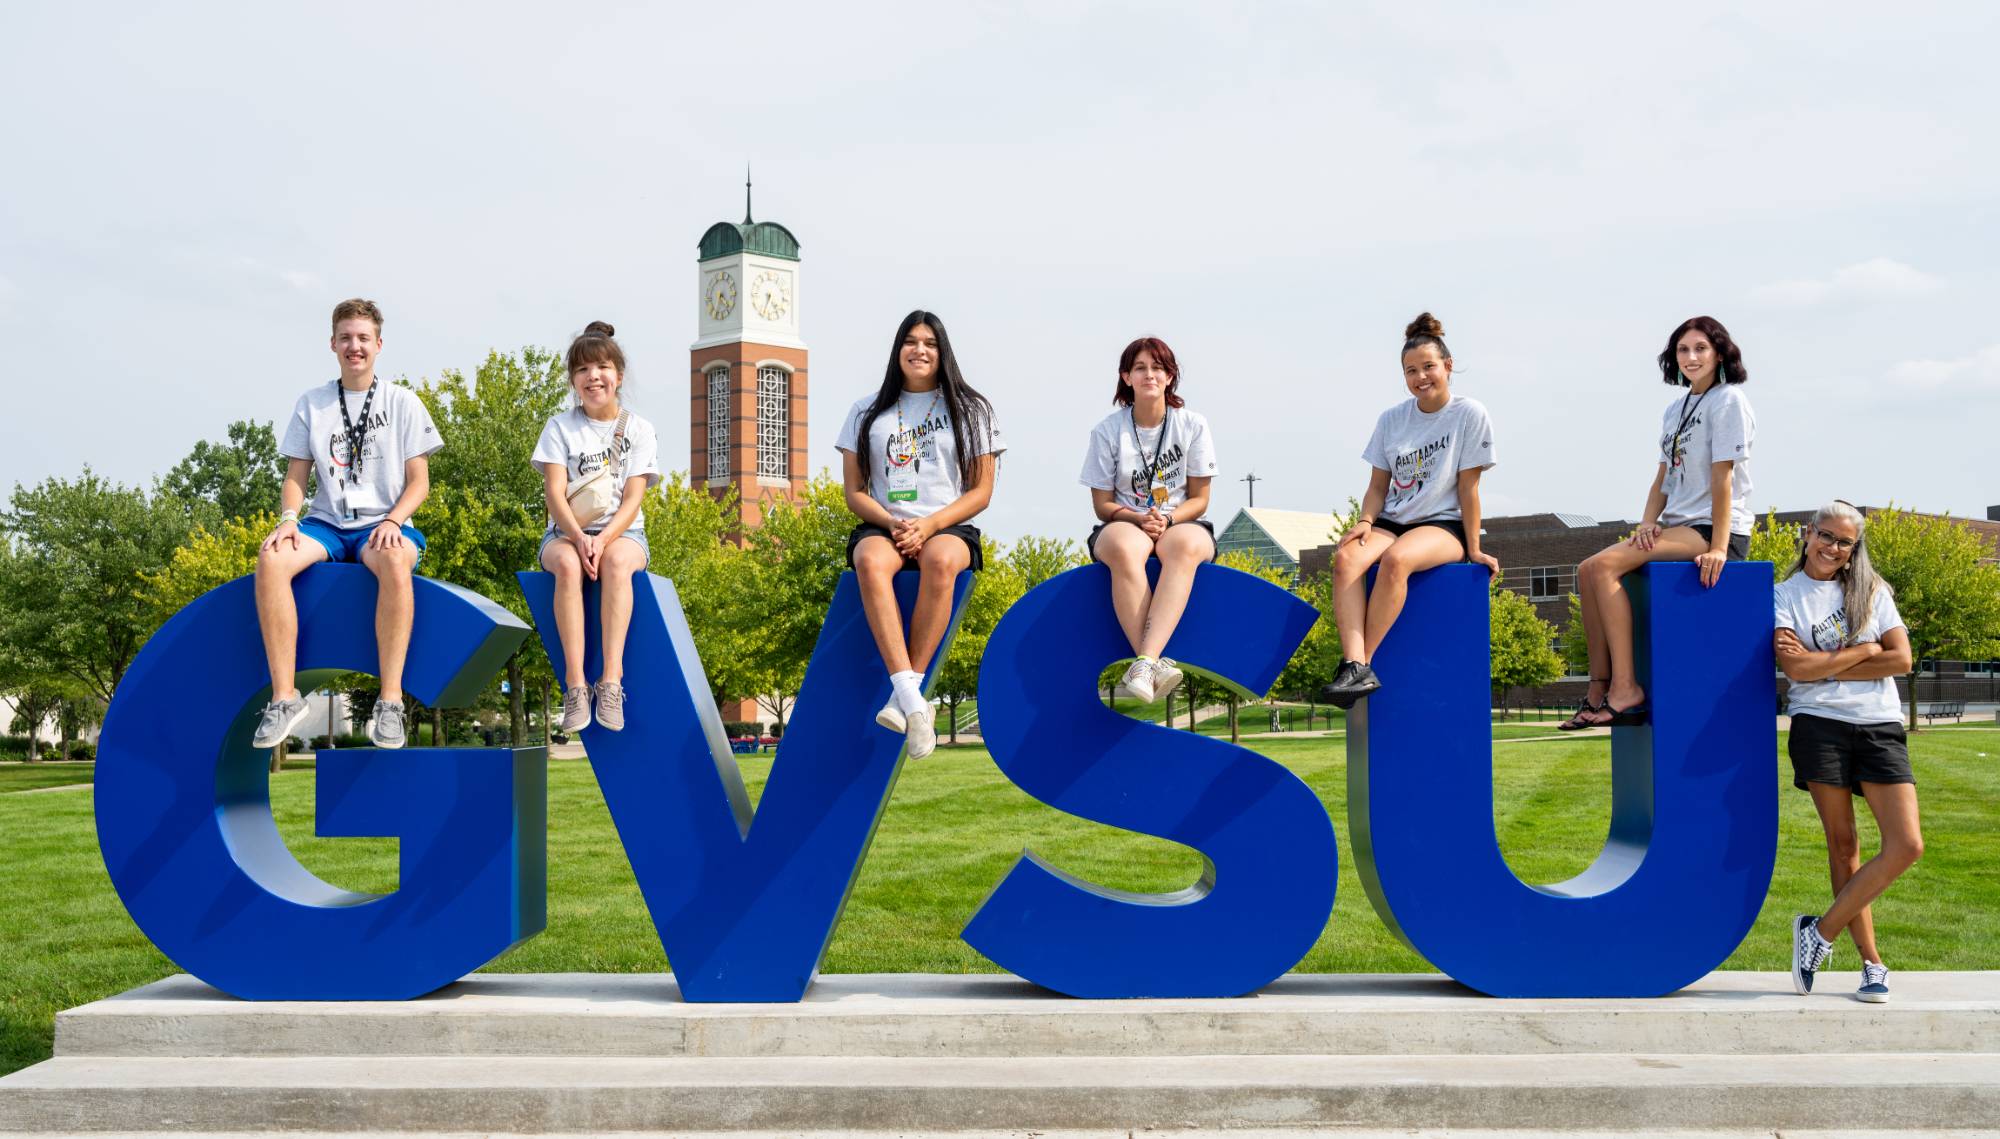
337, 379, 377, 485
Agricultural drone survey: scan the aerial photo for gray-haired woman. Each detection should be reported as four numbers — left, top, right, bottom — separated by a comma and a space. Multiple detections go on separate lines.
1774, 501, 1922, 1002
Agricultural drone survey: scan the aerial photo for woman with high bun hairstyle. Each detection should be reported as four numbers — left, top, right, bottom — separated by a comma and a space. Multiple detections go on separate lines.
1560, 316, 1756, 730
1774, 501, 1920, 1003
1078, 336, 1219, 704
1320, 313, 1499, 708
532, 321, 662, 734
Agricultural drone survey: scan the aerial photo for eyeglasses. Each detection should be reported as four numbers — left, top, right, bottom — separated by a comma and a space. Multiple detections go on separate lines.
1810, 529, 1858, 552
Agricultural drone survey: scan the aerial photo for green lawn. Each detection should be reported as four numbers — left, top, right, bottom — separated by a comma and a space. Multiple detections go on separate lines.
0, 763, 94, 793
3, 727, 1995, 1076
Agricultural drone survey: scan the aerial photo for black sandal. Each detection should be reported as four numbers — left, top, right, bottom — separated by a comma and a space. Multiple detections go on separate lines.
1599, 700, 1650, 727
1557, 680, 1611, 731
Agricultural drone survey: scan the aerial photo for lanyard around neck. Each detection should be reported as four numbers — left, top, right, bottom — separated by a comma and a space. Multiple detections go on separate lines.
336, 380, 377, 484
1130, 404, 1171, 502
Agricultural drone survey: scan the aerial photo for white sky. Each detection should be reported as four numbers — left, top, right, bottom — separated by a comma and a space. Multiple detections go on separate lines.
3, 1, 1995, 543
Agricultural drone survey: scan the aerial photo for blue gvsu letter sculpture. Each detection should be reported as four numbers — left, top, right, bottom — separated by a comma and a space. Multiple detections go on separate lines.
96, 559, 1775, 1002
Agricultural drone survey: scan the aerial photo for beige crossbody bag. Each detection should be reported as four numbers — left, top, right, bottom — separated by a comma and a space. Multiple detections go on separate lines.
563, 411, 629, 530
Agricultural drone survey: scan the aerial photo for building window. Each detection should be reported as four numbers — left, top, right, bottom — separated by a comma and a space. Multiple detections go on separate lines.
1522, 565, 1574, 601
1918, 658, 1938, 677
706, 367, 730, 483
1965, 660, 1998, 676
756, 366, 789, 480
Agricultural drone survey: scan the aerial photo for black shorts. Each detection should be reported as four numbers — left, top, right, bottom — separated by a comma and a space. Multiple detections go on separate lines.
1788, 712, 1914, 796
845, 523, 984, 572
1086, 518, 1217, 562
1688, 523, 1750, 560
1374, 516, 1468, 556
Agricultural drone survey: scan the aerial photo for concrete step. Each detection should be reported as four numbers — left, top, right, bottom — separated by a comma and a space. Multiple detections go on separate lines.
3, 1052, 1998, 1134
49, 971, 2000, 1059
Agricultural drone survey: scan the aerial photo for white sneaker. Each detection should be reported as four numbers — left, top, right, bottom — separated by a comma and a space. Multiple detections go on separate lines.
560, 685, 592, 733
875, 698, 907, 733
904, 703, 937, 759
1152, 658, 1185, 702
1114, 658, 1157, 702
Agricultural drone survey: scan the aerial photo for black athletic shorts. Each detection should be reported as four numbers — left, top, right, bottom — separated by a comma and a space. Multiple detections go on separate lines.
845, 522, 983, 572
1788, 712, 1914, 796
1374, 516, 1468, 556
1086, 518, 1217, 562
1689, 523, 1750, 560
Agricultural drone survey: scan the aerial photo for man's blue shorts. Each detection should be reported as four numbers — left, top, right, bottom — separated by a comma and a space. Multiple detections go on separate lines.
297, 517, 427, 566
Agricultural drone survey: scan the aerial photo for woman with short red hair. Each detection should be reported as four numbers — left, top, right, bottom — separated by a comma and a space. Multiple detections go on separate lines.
1078, 336, 1218, 703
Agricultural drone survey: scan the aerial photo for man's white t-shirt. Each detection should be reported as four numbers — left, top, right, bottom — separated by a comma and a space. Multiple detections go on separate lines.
1361, 395, 1497, 524
279, 380, 444, 529
835, 390, 1005, 521
1658, 383, 1755, 535
531, 407, 663, 535
1077, 406, 1218, 515
1775, 573, 1906, 725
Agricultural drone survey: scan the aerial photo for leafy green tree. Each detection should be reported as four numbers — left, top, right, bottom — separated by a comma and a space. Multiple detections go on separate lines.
1276, 567, 1343, 710
137, 511, 271, 629
1490, 575, 1563, 707
1560, 592, 1591, 678
1863, 506, 2000, 728
413, 349, 571, 743
1750, 508, 1803, 573
157, 420, 286, 527
933, 536, 1026, 741
1005, 535, 1085, 589
738, 475, 853, 720
642, 475, 756, 718
0, 470, 190, 702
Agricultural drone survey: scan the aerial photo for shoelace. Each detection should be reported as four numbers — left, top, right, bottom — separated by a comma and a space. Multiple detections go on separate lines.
1863, 963, 1888, 985
598, 685, 625, 712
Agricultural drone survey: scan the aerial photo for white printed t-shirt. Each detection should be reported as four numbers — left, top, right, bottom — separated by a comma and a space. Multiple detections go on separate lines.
1658, 383, 1755, 535
532, 407, 663, 535
279, 379, 444, 529
1775, 573, 1906, 725
1077, 406, 1218, 515
835, 390, 1005, 521
1361, 395, 1496, 523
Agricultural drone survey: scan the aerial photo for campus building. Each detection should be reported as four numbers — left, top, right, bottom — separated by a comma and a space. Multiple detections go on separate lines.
1291, 505, 2000, 708
689, 180, 808, 530
1213, 507, 1341, 580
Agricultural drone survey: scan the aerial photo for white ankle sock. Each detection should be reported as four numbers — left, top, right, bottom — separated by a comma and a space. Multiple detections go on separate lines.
890, 671, 926, 717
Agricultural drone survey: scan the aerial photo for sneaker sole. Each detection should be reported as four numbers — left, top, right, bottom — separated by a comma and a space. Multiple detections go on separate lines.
875, 705, 907, 732
1855, 989, 1890, 1003
252, 702, 314, 750
1152, 672, 1185, 702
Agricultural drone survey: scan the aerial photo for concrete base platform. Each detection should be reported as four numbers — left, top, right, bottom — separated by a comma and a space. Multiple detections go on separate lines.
3, 972, 1997, 1134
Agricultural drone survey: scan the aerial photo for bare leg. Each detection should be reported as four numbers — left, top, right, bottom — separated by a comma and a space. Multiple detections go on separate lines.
854, 537, 913, 676
254, 537, 328, 700
360, 543, 418, 705
1361, 526, 1464, 661
1093, 522, 1155, 655
1805, 782, 1879, 962
1579, 528, 1710, 714
1138, 523, 1214, 659
1817, 782, 1923, 947
908, 533, 973, 674
597, 538, 647, 686
1330, 530, 1395, 665
540, 540, 588, 689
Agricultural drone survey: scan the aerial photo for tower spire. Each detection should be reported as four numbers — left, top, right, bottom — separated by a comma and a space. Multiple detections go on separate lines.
744, 164, 753, 224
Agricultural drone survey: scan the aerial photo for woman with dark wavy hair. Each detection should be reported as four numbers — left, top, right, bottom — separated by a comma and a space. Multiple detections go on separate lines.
1560, 316, 1757, 730
834, 310, 1003, 759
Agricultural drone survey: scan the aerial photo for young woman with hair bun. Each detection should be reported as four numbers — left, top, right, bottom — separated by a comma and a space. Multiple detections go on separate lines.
1321, 313, 1499, 708
1774, 501, 1920, 1002
1560, 315, 1756, 730
533, 320, 662, 734
1078, 336, 1219, 703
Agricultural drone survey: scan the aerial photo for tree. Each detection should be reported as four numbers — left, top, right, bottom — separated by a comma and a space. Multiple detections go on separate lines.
1490, 575, 1563, 707
157, 420, 286, 527
1862, 507, 2000, 729
738, 475, 853, 720
932, 536, 1027, 742
137, 511, 271, 629
1005, 535, 1085, 589
1750, 508, 1803, 572
0, 470, 190, 703
642, 475, 756, 717
414, 349, 571, 744
1560, 592, 1591, 678
1276, 567, 1343, 712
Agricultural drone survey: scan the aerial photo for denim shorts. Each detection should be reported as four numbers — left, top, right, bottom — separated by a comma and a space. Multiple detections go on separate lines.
538, 528, 650, 567
297, 517, 426, 566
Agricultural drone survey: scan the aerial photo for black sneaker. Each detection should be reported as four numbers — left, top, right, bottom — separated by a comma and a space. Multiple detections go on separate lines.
1318, 661, 1360, 706
1345, 662, 1382, 704
1792, 913, 1833, 994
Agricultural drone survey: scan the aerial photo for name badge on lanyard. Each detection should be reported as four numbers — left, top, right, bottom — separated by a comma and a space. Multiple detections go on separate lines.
887, 462, 919, 502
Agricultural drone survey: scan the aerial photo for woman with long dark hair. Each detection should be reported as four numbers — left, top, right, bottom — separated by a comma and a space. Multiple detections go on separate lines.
834, 310, 1003, 759
1776, 502, 1920, 1002
1559, 316, 1757, 730
1078, 336, 1218, 703
1320, 313, 1499, 708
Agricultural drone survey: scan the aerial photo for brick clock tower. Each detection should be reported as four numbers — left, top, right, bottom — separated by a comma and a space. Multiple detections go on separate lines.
689, 183, 807, 529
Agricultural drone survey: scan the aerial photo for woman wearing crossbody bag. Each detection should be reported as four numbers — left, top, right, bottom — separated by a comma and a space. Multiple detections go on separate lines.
533, 321, 662, 732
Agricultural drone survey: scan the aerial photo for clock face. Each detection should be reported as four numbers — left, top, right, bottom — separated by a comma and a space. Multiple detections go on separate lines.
704, 271, 738, 321
751, 270, 792, 321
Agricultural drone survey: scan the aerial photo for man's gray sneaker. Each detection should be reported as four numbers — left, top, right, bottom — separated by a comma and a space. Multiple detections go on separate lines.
370, 699, 409, 749
595, 681, 627, 732
251, 695, 311, 749
560, 685, 593, 733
